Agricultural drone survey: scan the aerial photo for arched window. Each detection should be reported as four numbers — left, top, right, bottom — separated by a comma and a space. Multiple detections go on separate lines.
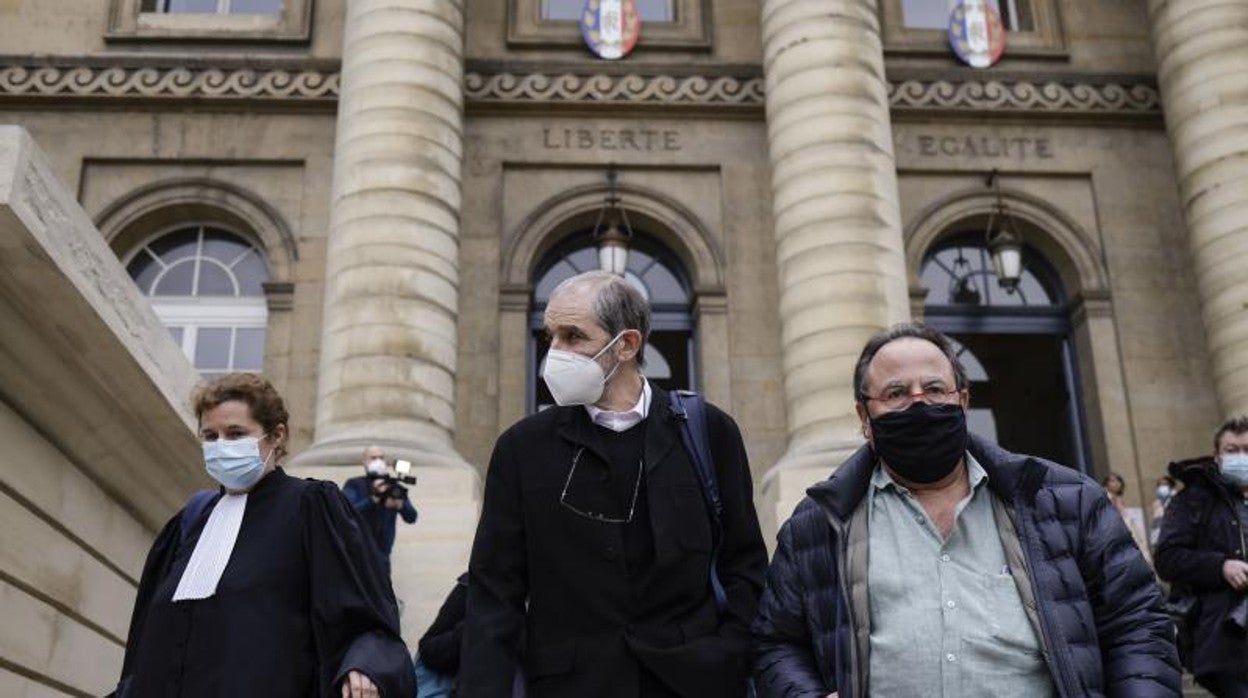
529, 233, 694, 412
921, 233, 1090, 471
124, 224, 270, 377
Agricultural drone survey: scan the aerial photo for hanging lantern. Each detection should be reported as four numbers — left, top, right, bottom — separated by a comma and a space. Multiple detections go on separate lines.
984, 169, 1024, 293
592, 168, 634, 275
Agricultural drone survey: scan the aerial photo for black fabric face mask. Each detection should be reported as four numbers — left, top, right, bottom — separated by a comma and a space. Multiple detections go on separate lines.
868, 401, 968, 484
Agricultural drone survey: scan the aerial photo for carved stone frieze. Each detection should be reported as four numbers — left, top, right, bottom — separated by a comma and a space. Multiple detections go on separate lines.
0, 60, 1162, 119
463, 71, 766, 106
0, 64, 338, 102
888, 79, 1161, 115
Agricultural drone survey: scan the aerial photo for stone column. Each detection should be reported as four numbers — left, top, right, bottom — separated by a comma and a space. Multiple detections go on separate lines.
295, 0, 468, 470
1149, 0, 1248, 415
758, 0, 910, 527
290, 0, 477, 644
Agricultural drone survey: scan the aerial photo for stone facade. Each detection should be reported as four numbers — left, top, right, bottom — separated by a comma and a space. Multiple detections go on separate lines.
0, 0, 1242, 693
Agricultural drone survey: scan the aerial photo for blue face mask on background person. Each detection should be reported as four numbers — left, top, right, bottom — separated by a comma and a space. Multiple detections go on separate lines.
1222, 453, 1248, 486
1155, 484, 1173, 501
204, 436, 272, 490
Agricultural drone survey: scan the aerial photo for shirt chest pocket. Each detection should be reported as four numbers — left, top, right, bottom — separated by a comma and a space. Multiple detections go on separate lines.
982, 572, 1039, 645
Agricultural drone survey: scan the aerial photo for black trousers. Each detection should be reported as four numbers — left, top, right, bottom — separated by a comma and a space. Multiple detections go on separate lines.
1197, 672, 1248, 698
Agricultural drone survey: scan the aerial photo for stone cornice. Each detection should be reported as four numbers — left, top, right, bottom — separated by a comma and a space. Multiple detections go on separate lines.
0, 58, 1162, 120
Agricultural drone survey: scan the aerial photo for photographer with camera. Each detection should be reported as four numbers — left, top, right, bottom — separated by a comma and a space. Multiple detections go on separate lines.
342, 445, 418, 578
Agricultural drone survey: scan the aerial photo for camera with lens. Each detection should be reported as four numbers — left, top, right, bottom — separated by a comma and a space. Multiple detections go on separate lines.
368, 459, 417, 501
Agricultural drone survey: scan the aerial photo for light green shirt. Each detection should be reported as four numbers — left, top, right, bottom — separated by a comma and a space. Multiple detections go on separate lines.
866, 453, 1055, 698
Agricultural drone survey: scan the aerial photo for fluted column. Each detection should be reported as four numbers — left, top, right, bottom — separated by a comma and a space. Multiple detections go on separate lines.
760, 0, 910, 478
1149, 0, 1248, 415
294, 0, 469, 469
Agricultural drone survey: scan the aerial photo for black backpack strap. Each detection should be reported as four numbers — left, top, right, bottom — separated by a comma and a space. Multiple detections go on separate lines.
178, 489, 218, 550
668, 389, 728, 615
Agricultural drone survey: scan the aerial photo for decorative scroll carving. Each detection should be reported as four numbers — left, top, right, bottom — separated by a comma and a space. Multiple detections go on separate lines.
0, 65, 338, 101
0, 61, 1161, 118
463, 72, 765, 106
888, 79, 1160, 114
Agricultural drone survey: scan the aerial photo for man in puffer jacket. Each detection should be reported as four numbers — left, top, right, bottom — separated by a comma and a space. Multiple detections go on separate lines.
1155, 416, 1248, 697
752, 323, 1179, 698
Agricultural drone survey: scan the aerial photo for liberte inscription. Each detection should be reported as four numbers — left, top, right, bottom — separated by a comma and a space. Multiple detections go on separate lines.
542, 128, 681, 152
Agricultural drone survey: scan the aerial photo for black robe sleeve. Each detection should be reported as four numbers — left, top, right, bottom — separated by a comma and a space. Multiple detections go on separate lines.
302, 481, 415, 698
113, 513, 182, 697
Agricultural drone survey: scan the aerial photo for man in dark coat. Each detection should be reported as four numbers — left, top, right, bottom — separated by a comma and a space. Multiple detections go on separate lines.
461, 270, 768, 698
752, 323, 1179, 698
1155, 417, 1248, 697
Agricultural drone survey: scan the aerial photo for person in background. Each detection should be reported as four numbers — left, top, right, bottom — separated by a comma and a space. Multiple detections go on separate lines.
342, 445, 418, 578
1103, 471, 1152, 563
112, 373, 413, 698
1155, 417, 1248, 697
415, 573, 526, 698
1151, 475, 1178, 548
414, 574, 467, 698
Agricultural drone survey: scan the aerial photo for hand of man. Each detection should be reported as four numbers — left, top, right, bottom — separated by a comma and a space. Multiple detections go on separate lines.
1225, 559, 1248, 591
341, 670, 378, 697
384, 496, 403, 510
371, 479, 388, 501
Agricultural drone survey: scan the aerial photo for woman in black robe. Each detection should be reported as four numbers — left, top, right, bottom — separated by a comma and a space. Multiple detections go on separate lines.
112, 373, 414, 697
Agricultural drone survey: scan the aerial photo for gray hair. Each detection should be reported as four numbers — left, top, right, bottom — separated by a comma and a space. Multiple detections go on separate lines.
852, 322, 968, 403
549, 270, 651, 366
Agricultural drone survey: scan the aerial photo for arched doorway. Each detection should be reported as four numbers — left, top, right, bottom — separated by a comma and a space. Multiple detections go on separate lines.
920, 232, 1090, 471
528, 232, 695, 413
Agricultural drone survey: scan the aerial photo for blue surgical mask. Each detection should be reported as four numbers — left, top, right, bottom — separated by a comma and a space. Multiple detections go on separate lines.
1222, 453, 1248, 487
1155, 485, 1172, 501
204, 436, 271, 490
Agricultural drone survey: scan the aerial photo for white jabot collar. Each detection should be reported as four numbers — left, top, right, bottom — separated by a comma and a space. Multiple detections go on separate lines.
172, 492, 247, 602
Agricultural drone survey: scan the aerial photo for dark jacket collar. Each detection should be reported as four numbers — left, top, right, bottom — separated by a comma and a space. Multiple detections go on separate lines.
1169, 455, 1243, 496
805, 432, 1046, 523
967, 433, 1048, 503
552, 382, 681, 473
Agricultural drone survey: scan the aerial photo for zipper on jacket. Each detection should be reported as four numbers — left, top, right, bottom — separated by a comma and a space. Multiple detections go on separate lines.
821, 508, 860, 698
1014, 505, 1074, 698
1235, 491, 1246, 561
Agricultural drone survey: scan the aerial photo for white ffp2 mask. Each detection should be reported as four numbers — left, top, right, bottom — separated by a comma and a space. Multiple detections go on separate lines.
541, 332, 625, 406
